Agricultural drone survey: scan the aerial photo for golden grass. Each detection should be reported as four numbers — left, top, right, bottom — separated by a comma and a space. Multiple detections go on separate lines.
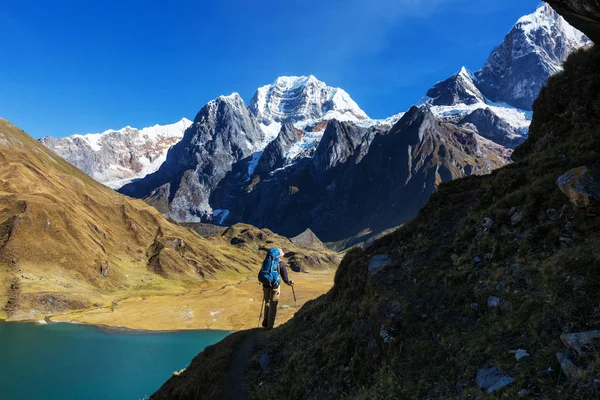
49, 271, 334, 331
0, 119, 339, 326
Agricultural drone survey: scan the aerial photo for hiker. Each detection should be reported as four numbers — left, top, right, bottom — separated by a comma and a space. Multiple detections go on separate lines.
258, 248, 293, 329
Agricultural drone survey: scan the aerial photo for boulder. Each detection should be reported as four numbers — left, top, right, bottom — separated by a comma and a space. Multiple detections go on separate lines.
560, 330, 600, 353
556, 167, 600, 207
487, 296, 501, 309
511, 349, 530, 361
476, 367, 515, 393
368, 254, 392, 274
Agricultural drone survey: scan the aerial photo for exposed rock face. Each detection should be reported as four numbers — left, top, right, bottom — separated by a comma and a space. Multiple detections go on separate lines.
310, 120, 375, 179
476, 367, 515, 393
290, 229, 325, 250
254, 123, 301, 177
40, 118, 192, 189
421, 4, 589, 149
546, 0, 600, 43
119, 94, 264, 221
211, 108, 511, 244
475, 4, 590, 110
556, 166, 600, 207
426, 67, 485, 106
459, 108, 526, 148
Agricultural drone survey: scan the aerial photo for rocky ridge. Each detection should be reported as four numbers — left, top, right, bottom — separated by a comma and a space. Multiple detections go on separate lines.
40, 118, 192, 189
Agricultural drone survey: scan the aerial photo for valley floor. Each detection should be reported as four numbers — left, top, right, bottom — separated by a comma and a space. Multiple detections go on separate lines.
45, 271, 334, 331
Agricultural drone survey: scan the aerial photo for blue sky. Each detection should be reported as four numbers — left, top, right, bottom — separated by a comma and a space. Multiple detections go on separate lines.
0, 0, 539, 138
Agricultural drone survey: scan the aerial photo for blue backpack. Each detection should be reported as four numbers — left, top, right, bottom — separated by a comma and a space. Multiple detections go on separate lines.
258, 248, 281, 287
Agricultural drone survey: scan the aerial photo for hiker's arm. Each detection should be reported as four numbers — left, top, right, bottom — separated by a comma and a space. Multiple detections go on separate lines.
280, 261, 292, 285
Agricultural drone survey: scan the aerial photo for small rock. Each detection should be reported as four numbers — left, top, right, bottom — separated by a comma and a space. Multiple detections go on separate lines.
556, 352, 584, 380
556, 166, 600, 208
368, 254, 392, 274
510, 209, 524, 226
470, 302, 480, 312
474, 256, 482, 264
512, 349, 530, 361
560, 330, 600, 353
487, 296, 500, 309
476, 367, 515, 393
259, 353, 271, 371
559, 236, 573, 244
518, 389, 527, 396
482, 217, 494, 232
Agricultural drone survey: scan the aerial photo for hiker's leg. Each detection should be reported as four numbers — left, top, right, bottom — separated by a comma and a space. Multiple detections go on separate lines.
262, 287, 271, 327
267, 287, 280, 329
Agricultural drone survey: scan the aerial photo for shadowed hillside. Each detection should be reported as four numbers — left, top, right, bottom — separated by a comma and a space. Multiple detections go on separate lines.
151, 2, 600, 398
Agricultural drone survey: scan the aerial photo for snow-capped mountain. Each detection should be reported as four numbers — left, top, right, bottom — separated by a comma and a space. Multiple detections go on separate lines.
42, 3, 591, 246
426, 67, 486, 106
119, 93, 264, 221
212, 107, 511, 246
40, 118, 192, 189
476, 3, 590, 110
249, 75, 369, 140
421, 3, 589, 148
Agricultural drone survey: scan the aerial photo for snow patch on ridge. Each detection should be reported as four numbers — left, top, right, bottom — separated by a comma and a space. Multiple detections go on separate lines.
429, 102, 532, 130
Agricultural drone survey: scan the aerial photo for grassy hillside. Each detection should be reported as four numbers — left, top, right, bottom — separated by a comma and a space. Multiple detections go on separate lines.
152, 45, 600, 399
0, 120, 338, 324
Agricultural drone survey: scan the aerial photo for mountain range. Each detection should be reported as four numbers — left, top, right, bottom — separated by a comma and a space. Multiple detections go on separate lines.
42, 4, 590, 246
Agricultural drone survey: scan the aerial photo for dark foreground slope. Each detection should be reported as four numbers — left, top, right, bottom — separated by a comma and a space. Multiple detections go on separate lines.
152, 14, 600, 400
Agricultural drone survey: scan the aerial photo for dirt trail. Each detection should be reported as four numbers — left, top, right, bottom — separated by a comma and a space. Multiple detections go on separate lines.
225, 329, 260, 400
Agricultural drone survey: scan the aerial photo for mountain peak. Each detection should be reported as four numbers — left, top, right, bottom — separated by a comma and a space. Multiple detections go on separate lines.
217, 92, 244, 103
425, 66, 485, 107
249, 75, 368, 126
473, 3, 590, 110
516, 3, 588, 45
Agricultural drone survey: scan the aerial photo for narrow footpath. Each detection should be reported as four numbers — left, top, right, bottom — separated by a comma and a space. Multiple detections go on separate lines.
225, 329, 260, 400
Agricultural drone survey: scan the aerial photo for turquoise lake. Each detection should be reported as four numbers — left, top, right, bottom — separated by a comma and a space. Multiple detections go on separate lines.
0, 321, 229, 400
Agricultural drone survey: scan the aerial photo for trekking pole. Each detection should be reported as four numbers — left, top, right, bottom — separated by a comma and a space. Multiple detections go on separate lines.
258, 297, 265, 328
291, 285, 298, 310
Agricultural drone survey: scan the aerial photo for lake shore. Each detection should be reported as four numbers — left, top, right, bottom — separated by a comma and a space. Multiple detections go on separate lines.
31, 271, 334, 332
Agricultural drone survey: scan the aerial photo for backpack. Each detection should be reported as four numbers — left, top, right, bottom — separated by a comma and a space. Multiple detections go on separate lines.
258, 248, 281, 288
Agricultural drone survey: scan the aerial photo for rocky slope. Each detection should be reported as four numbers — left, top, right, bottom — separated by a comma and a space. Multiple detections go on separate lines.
0, 118, 336, 323
151, 2, 600, 397
211, 107, 510, 247
423, 3, 590, 148
40, 118, 192, 189
476, 3, 590, 110
119, 94, 265, 222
